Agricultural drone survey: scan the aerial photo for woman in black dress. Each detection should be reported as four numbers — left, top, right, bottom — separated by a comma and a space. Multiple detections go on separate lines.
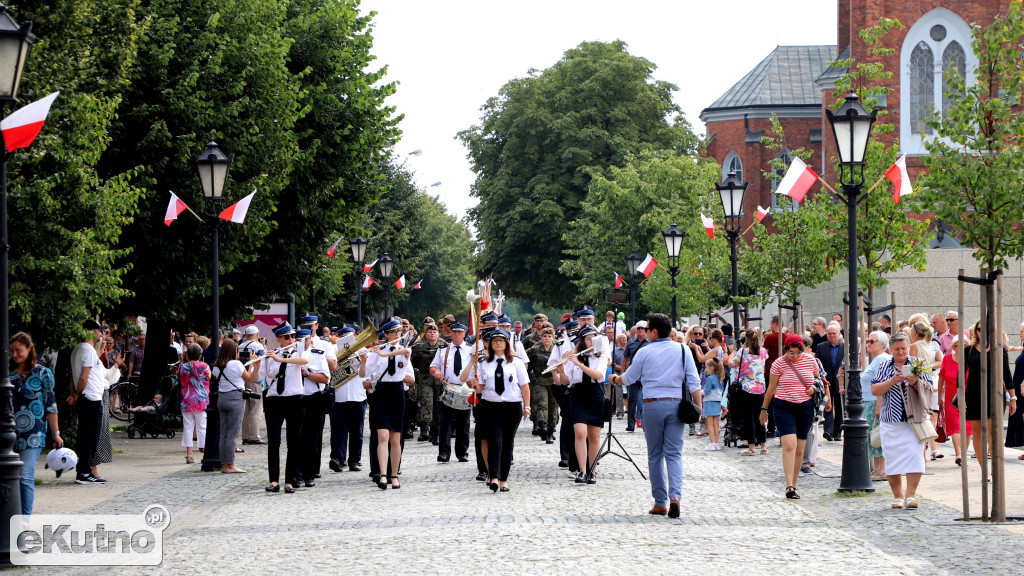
360, 318, 414, 489
964, 322, 1017, 465
557, 325, 609, 484
1005, 324, 1024, 455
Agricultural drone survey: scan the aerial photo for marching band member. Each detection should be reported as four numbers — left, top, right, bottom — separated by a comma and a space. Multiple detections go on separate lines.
461, 328, 531, 492
471, 312, 501, 481
429, 321, 473, 463
556, 325, 609, 484
329, 326, 367, 473
574, 307, 610, 357
360, 317, 414, 490
549, 318, 579, 470
526, 325, 558, 443
259, 322, 309, 493
298, 325, 331, 486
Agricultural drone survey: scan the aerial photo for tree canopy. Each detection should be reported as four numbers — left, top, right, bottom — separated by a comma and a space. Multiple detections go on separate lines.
459, 40, 698, 307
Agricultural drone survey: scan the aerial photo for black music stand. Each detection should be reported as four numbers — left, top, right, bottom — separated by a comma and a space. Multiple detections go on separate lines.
587, 393, 646, 480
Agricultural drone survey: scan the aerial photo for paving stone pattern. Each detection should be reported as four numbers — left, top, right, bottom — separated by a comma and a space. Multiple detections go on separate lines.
23, 419, 1024, 575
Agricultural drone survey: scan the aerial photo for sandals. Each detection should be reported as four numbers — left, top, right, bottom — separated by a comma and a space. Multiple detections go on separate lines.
741, 448, 756, 456
785, 486, 800, 499
391, 478, 401, 490
891, 498, 904, 509
905, 497, 918, 509
761, 447, 768, 454
870, 473, 886, 482
185, 456, 194, 464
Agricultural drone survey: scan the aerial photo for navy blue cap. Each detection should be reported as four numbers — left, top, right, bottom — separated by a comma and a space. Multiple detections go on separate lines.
573, 325, 599, 345
379, 317, 402, 334
299, 312, 318, 324
574, 307, 595, 318
497, 315, 512, 325
273, 322, 296, 337
562, 319, 579, 332
296, 328, 312, 337
485, 328, 511, 341
449, 322, 468, 332
339, 326, 355, 335
480, 312, 498, 324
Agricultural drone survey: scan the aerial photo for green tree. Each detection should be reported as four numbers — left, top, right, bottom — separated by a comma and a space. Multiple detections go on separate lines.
459, 40, 697, 307
8, 0, 146, 349
561, 149, 724, 318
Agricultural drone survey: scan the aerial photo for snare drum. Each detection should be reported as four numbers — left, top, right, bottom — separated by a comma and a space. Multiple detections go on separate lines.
440, 383, 471, 410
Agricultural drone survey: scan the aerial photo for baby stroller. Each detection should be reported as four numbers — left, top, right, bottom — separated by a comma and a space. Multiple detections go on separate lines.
127, 369, 179, 439
720, 380, 742, 448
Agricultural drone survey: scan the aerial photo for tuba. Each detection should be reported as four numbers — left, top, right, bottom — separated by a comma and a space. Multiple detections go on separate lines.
329, 322, 378, 390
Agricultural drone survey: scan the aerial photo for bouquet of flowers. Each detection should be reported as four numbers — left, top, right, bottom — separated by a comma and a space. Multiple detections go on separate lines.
908, 357, 933, 386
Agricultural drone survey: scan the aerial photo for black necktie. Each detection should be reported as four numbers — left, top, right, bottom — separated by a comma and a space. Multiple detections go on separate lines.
495, 358, 505, 396
387, 346, 396, 376
453, 347, 462, 378
276, 351, 290, 394
581, 354, 593, 386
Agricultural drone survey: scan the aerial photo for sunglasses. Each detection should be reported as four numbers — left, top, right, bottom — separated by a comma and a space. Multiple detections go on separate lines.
866, 339, 878, 344
279, 335, 294, 340
946, 319, 956, 323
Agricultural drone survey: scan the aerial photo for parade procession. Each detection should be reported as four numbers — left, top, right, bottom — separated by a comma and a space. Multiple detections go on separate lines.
6, 0, 1024, 573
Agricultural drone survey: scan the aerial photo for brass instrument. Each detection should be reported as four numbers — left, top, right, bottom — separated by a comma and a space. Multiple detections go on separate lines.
542, 345, 595, 374
329, 322, 378, 390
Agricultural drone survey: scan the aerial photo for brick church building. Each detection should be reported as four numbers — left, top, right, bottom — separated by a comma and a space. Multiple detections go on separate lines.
701, 0, 1011, 247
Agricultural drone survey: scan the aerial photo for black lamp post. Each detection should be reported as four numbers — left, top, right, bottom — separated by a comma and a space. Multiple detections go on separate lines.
196, 141, 233, 472
663, 223, 684, 328
0, 4, 33, 564
350, 236, 368, 327
717, 170, 748, 333
625, 251, 642, 327
378, 252, 394, 318
827, 92, 876, 493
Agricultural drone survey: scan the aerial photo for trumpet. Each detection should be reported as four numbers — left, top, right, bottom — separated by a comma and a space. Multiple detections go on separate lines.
542, 346, 595, 374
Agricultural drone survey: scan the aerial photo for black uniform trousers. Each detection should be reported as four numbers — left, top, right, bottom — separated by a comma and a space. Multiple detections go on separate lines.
329, 400, 366, 466
299, 395, 326, 481
438, 404, 471, 460
553, 385, 576, 469
482, 400, 522, 481
264, 395, 303, 485
473, 404, 487, 475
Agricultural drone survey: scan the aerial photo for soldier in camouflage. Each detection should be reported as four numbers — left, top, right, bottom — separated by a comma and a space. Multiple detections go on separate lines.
526, 325, 558, 444
410, 322, 443, 443
522, 313, 547, 350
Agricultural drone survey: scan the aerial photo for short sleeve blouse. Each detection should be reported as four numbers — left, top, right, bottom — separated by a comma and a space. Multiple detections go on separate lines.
769, 353, 817, 404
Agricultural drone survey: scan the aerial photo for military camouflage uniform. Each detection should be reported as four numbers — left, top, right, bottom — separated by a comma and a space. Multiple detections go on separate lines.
522, 330, 542, 351
410, 338, 442, 438
526, 341, 558, 433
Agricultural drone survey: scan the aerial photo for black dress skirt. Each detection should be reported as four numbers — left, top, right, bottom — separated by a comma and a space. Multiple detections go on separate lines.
369, 381, 406, 432
965, 347, 1013, 421
1006, 352, 1024, 448
569, 381, 606, 427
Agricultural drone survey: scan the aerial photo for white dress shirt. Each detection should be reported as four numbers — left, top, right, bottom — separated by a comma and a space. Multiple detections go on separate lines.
260, 349, 304, 397
302, 348, 331, 395
431, 342, 473, 384
477, 356, 530, 402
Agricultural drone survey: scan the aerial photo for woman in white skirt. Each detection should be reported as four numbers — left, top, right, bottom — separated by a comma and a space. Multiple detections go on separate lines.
871, 332, 931, 509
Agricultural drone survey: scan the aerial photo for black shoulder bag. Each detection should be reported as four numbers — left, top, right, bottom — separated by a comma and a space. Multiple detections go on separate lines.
678, 344, 702, 424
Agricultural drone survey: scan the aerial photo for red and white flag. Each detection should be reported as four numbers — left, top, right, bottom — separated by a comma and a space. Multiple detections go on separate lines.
700, 213, 715, 239
775, 157, 818, 203
219, 189, 257, 223
1, 92, 59, 153
884, 154, 914, 204
637, 253, 658, 277
413, 279, 423, 290
363, 258, 378, 273
614, 272, 623, 289
326, 236, 344, 258
395, 275, 406, 290
164, 192, 189, 226
755, 205, 770, 222
362, 276, 374, 290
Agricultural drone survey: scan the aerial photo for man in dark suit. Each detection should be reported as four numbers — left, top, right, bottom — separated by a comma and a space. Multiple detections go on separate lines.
815, 324, 845, 441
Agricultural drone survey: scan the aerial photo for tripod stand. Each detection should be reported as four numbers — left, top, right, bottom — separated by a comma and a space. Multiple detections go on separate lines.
586, 396, 646, 480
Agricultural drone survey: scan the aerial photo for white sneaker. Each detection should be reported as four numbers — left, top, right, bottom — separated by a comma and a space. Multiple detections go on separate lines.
705, 444, 715, 451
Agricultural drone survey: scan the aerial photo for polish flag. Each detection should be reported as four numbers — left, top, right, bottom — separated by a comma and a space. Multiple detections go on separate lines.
885, 154, 914, 204
775, 157, 818, 202
164, 192, 189, 226
362, 276, 374, 290
395, 275, 406, 290
1, 92, 59, 153
326, 236, 344, 258
413, 279, 423, 290
637, 253, 658, 277
363, 258, 378, 273
700, 213, 715, 239
219, 189, 257, 223
614, 272, 623, 289
755, 205, 770, 222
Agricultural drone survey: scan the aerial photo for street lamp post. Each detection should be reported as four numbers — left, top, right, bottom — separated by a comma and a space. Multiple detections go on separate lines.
663, 223, 684, 328
350, 236, 368, 327
196, 141, 234, 472
827, 92, 876, 493
0, 5, 34, 564
625, 251, 642, 327
717, 171, 748, 333
378, 252, 394, 319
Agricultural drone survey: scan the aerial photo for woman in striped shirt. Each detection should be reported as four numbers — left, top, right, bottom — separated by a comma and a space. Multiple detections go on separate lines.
760, 334, 819, 499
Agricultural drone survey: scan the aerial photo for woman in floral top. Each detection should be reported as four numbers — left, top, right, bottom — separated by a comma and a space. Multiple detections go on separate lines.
732, 329, 768, 455
179, 344, 211, 464
11, 332, 60, 515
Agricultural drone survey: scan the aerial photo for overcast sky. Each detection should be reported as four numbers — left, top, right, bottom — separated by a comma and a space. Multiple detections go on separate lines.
362, 0, 838, 221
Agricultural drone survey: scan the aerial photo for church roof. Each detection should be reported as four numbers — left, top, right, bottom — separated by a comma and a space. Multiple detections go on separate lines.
702, 45, 837, 115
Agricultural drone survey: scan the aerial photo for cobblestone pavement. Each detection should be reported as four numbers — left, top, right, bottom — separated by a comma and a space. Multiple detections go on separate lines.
23, 418, 1024, 575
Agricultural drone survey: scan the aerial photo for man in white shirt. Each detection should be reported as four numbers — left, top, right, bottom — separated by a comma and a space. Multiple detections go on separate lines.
298, 326, 332, 486
430, 322, 473, 463
69, 320, 109, 484
329, 327, 367, 472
